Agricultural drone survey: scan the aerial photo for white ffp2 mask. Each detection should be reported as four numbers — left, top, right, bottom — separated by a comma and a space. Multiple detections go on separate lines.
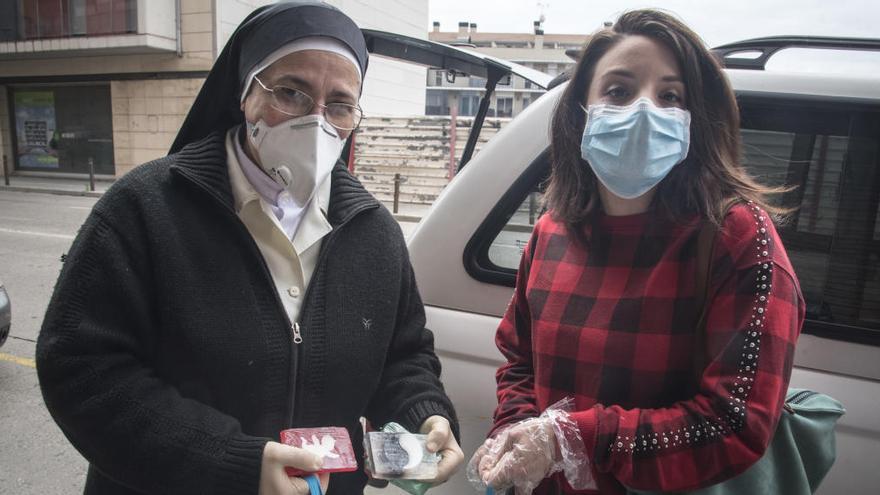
247, 115, 346, 206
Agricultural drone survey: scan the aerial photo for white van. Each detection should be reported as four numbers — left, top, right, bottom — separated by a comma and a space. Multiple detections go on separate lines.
365, 32, 880, 494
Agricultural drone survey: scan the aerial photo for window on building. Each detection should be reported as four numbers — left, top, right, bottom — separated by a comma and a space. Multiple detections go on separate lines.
496, 97, 513, 118
522, 97, 531, 110
434, 70, 443, 86
425, 91, 449, 116
459, 93, 481, 117
11, 84, 115, 175
0, 2, 19, 40
69, 0, 87, 34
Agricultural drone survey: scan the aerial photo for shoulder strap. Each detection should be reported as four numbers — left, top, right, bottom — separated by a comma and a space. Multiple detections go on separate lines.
692, 200, 738, 384
693, 221, 719, 333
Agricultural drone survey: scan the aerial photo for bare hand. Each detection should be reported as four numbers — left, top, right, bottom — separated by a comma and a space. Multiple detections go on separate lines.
420, 415, 465, 484
258, 441, 330, 495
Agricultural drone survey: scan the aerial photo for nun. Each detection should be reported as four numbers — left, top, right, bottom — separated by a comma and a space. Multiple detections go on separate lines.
36, 2, 463, 494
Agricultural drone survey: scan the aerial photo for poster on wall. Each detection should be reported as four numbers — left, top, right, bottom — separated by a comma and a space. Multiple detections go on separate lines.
14, 91, 59, 169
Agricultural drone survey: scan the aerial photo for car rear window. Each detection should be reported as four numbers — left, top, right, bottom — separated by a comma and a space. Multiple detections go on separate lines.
739, 97, 880, 339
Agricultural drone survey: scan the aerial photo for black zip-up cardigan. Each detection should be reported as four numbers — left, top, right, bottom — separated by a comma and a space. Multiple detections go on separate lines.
36, 131, 459, 494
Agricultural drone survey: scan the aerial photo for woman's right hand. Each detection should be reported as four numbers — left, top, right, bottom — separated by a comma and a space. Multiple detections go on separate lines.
468, 435, 498, 484
258, 441, 329, 495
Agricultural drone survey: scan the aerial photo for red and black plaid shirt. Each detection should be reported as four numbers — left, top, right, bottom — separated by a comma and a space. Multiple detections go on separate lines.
492, 203, 804, 494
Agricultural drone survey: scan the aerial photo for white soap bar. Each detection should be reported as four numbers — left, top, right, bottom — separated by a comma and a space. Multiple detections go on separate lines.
365, 431, 440, 480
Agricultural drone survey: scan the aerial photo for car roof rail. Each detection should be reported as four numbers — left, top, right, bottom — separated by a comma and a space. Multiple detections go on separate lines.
712, 36, 880, 70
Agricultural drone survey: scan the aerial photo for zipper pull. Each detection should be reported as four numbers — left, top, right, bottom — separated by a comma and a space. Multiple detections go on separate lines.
292, 322, 303, 344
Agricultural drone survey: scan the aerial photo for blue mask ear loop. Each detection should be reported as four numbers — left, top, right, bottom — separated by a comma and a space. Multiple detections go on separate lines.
304, 474, 323, 495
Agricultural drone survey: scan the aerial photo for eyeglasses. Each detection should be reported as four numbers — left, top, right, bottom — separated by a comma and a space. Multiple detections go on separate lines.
253, 76, 364, 131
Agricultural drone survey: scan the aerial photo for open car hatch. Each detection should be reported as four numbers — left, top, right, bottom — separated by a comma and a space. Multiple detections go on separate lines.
362, 29, 553, 171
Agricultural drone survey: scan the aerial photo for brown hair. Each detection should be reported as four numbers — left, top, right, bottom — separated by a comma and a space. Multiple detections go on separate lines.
545, 9, 788, 232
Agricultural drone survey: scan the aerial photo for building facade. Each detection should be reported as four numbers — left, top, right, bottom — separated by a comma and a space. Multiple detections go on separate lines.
0, 0, 427, 179
426, 21, 587, 118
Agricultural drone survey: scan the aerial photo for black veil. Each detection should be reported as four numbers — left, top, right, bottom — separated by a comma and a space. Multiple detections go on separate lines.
170, 1, 368, 153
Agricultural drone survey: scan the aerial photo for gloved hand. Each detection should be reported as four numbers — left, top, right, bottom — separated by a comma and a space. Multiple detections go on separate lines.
473, 417, 560, 495
467, 399, 595, 494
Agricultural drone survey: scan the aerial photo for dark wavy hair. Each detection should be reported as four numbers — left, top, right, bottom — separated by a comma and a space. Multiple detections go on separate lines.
545, 9, 788, 232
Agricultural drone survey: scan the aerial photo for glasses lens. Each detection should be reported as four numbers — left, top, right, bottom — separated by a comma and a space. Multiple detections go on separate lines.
271, 86, 313, 116
325, 103, 363, 130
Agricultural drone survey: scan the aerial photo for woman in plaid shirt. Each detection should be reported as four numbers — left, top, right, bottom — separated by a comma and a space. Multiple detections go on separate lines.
470, 9, 804, 495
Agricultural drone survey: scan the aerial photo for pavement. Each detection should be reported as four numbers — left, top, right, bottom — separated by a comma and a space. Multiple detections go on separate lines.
0, 174, 111, 197
0, 173, 433, 223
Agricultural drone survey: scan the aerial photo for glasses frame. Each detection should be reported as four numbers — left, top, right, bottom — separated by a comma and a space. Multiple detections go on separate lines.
253, 75, 364, 131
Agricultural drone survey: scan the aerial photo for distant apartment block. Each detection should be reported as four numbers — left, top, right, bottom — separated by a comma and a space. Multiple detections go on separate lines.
426, 20, 588, 118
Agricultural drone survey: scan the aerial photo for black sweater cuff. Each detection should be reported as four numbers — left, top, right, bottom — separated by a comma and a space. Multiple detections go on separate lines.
213, 436, 270, 494
402, 400, 461, 442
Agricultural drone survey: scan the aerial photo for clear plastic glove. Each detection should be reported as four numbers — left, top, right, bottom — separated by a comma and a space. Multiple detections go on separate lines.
467, 398, 594, 495
475, 416, 558, 494
259, 441, 330, 495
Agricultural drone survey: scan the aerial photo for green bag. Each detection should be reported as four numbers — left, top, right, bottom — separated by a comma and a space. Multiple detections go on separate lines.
627, 388, 845, 495
627, 211, 846, 494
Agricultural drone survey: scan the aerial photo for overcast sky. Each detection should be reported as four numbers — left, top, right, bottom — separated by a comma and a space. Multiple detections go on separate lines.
428, 0, 880, 73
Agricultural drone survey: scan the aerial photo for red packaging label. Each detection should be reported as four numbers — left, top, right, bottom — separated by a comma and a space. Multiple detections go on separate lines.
280, 427, 358, 476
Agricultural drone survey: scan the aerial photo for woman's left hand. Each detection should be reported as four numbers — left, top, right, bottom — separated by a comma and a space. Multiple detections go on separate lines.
420, 415, 465, 483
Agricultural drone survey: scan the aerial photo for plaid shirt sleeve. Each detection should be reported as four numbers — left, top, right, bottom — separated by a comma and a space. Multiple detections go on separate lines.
570, 204, 805, 492
491, 228, 542, 437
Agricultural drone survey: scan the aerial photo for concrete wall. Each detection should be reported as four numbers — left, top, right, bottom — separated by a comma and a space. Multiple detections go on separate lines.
138, 0, 178, 41
110, 78, 203, 176
327, 0, 428, 117
215, 0, 277, 57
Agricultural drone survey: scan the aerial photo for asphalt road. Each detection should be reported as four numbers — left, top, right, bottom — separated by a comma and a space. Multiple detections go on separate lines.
0, 189, 414, 495
0, 190, 92, 493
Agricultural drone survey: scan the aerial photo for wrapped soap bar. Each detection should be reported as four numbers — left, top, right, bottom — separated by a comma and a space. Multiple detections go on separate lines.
280, 427, 358, 476
365, 430, 439, 480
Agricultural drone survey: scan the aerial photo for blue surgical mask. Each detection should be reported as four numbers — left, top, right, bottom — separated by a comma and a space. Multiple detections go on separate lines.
580, 97, 691, 199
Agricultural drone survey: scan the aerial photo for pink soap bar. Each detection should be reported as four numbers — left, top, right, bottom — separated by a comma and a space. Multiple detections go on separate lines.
280, 427, 358, 476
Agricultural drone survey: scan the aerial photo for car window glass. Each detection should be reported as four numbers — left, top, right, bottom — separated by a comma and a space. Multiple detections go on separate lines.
739, 99, 879, 331
487, 190, 545, 270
